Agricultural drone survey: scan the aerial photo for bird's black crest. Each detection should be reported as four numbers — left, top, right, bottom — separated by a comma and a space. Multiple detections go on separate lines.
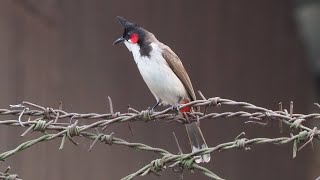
117, 16, 136, 29
116, 16, 139, 40
116, 16, 152, 57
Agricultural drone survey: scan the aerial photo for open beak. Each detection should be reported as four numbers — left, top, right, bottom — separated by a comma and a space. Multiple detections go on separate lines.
113, 37, 125, 45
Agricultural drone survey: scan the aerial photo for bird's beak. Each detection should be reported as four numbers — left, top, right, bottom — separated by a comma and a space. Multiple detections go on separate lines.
113, 37, 125, 45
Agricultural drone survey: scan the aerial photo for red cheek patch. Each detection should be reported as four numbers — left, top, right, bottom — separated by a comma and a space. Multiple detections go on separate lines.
179, 99, 191, 112
130, 33, 139, 44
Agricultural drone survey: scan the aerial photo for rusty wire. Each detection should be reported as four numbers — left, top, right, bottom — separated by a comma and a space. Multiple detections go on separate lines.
0, 92, 319, 179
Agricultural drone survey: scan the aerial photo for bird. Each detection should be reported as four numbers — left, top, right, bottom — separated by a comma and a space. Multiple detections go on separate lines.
113, 16, 210, 163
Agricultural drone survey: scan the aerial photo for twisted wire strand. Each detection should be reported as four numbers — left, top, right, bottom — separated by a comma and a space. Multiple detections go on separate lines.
0, 95, 319, 179
121, 130, 319, 180
0, 167, 21, 180
1, 96, 319, 134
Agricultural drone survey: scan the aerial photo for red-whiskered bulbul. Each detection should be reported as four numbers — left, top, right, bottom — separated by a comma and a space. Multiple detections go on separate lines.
113, 16, 210, 163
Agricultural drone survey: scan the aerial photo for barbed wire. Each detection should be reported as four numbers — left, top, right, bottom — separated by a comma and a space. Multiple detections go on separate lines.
0, 92, 319, 179
122, 131, 318, 180
0, 167, 21, 180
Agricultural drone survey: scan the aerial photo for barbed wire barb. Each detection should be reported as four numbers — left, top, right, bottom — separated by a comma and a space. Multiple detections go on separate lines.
0, 95, 319, 179
0, 166, 21, 180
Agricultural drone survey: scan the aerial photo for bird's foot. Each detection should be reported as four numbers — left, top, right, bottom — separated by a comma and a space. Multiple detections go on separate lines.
139, 107, 153, 121
147, 107, 155, 115
171, 104, 180, 115
148, 100, 161, 115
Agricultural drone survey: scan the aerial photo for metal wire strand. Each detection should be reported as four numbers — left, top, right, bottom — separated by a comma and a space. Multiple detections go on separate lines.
0, 95, 319, 179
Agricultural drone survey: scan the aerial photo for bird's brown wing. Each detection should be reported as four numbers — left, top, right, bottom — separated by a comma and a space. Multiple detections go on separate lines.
160, 44, 196, 102
161, 44, 209, 162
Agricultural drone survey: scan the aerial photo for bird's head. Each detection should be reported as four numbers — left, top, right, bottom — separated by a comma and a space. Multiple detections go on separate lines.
113, 16, 146, 46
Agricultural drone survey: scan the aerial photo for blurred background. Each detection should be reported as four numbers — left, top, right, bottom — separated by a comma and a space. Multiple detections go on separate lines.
0, 0, 319, 179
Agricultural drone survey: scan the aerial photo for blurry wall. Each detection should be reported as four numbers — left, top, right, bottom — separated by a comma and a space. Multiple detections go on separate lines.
294, 0, 320, 177
0, 0, 317, 179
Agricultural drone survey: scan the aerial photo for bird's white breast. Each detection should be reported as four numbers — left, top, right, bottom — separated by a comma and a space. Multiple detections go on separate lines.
124, 42, 188, 105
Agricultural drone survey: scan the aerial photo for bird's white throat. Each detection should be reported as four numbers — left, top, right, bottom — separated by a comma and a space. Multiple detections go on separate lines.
124, 41, 144, 64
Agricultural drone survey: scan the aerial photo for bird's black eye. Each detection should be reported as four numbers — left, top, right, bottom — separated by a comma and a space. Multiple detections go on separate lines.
123, 31, 131, 40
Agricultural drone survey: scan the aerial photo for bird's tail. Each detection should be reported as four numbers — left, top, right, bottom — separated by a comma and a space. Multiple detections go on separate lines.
180, 99, 210, 163
185, 122, 211, 163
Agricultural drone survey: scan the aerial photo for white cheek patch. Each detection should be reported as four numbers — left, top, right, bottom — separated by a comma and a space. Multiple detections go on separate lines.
128, 39, 132, 43
124, 41, 132, 52
124, 41, 141, 64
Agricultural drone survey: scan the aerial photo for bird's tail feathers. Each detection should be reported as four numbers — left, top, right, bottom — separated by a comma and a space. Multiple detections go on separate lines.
185, 122, 211, 163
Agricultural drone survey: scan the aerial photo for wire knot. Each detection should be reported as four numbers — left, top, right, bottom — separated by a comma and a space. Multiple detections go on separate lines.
290, 119, 305, 129
66, 121, 80, 138
234, 138, 248, 149
100, 133, 114, 145
33, 120, 47, 132
297, 130, 309, 142
207, 97, 220, 107
180, 158, 195, 169
309, 127, 319, 138
140, 110, 152, 121
150, 158, 166, 172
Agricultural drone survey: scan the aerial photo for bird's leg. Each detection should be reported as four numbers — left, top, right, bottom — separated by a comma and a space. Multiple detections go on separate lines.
171, 97, 183, 115
171, 104, 180, 111
171, 104, 181, 115
149, 99, 162, 114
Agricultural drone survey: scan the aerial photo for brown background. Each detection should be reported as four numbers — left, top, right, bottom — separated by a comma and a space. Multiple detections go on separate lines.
0, 0, 318, 179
